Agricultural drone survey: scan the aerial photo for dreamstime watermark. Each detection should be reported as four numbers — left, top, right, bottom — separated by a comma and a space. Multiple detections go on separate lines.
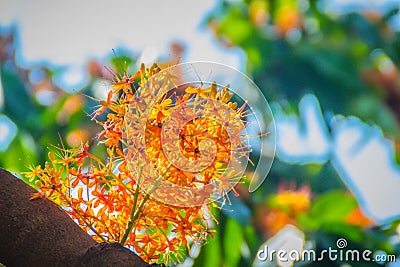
257, 238, 396, 264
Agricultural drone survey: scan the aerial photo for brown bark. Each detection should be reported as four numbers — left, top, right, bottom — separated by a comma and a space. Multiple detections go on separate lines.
0, 168, 158, 267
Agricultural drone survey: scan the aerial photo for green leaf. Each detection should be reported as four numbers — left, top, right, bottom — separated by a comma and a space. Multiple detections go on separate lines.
320, 223, 364, 242
1, 67, 40, 127
298, 190, 359, 232
223, 218, 244, 267
310, 190, 357, 224
219, 7, 254, 45
194, 230, 222, 267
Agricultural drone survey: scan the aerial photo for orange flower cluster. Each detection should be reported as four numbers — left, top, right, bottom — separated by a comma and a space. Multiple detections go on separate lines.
23, 63, 249, 264
258, 185, 311, 236
135, 81, 247, 204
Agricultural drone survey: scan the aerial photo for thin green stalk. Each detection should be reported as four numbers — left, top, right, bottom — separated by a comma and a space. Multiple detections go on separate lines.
120, 162, 173, 246
120, 166, 142, 245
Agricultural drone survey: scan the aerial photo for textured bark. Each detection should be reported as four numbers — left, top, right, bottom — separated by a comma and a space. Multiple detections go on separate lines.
0, 168, 155, 267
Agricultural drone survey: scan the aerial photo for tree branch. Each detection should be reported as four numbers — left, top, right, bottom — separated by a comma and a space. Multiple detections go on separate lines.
0, 168, 155, 267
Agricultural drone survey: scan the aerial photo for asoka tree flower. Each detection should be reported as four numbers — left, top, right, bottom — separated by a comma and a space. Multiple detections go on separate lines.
257, 184, 311, 236
23, 62, 256, 264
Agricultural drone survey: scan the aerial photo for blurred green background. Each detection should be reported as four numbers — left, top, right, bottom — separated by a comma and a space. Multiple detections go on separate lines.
1, 0, 400, 266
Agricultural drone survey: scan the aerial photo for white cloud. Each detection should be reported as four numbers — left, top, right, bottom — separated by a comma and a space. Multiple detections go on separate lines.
0, 0, 243, 87
275, 94, 331, 164
331, 116, 400, 223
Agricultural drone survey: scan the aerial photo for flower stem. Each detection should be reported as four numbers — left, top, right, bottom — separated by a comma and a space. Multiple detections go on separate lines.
120, 163, 172, 246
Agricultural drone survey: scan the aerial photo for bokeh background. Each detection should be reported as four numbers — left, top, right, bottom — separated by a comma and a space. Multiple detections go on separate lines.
1, 0, 400, 266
